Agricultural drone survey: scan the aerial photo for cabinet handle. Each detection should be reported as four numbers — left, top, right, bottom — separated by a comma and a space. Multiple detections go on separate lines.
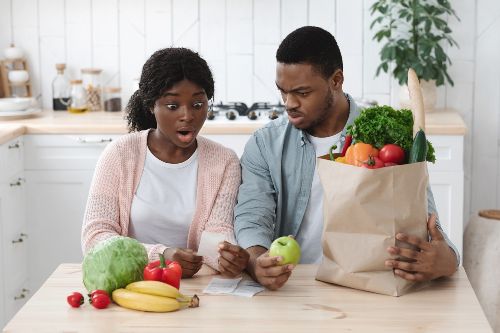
14, 289, 29, 300
77, 137, 113, 144
8, 142, 20, 149
12, 233, 28, 244
9, 178, 25, 187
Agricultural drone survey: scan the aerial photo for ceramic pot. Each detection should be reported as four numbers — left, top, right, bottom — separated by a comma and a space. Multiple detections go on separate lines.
399, 79, 437, 112
464, 210, 500, 332
4, 44, 24, 59
8, 70, 29, 84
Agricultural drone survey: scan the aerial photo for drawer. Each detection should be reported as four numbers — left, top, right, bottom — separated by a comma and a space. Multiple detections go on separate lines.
426, 135, 463, 173
24, 134, 121, 170
0, 137, 24, 181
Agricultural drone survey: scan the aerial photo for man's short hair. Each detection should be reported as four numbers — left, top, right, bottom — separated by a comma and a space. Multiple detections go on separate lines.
276, 26, 343, 78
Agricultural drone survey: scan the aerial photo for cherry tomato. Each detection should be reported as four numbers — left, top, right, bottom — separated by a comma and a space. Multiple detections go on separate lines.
88, 289, 109, 298
90, 293, 111, 309
379, 144, 405, 164
361, 156, 384, 169
67, 292, 84, 308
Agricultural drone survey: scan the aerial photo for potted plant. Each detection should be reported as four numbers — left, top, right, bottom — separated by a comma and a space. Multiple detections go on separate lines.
369, 0, 459, 111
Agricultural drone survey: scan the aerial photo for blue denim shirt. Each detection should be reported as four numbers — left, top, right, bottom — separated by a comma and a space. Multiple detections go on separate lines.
234, 95, 460, 264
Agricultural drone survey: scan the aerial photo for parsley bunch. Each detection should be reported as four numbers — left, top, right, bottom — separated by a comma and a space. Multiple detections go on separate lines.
346, 105, 435, 163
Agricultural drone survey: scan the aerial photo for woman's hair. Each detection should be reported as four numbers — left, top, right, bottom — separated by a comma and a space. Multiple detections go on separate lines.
276, 26, 343, 79
126, 47, 215, 132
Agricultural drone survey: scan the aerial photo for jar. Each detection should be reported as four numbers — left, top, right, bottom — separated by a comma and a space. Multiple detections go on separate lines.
103, 87, 122, 112
464, 210, 500, 332
81, 68, 102, 111
68, 79, 88, 113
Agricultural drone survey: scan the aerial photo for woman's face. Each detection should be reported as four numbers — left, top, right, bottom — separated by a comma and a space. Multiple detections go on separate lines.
152, 79, 208, 149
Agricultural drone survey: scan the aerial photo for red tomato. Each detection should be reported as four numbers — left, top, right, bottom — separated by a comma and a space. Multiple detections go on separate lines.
67, 292, 84, 308
384, 162, 398, 167
379, 144, 405, 164
361, 156, 384, 169
90, 293, 111, 309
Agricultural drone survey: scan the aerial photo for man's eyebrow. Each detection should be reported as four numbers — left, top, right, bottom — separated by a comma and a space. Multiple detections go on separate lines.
192, 91, 206, 96
275, 83, 311, 92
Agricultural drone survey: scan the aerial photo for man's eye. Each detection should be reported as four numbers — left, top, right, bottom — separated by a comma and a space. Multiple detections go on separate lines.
298, 92, 309, 97
193, 102, 204, 109
166, 104, 178, 110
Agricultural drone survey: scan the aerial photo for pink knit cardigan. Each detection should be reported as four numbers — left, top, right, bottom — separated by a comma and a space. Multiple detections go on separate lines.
81, 130, 241, 269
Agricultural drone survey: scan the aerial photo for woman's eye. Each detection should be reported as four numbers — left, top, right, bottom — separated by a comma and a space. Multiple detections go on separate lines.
166, 104, 178, 110
193, 102, 204, 109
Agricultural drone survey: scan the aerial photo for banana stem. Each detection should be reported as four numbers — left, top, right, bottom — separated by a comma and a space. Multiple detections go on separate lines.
178, 294, 200, 309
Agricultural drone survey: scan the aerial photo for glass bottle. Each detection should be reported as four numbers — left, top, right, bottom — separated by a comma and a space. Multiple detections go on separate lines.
68, 79, 88, 113
103, 87, 122, 112
81, 68, 102, 111
52, 63, 70, 111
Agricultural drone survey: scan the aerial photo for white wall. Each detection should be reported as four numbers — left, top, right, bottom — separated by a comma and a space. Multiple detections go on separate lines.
0, 0, 496, 226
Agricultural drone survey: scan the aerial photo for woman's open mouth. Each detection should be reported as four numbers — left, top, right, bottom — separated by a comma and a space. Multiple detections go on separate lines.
176, 129, 196, 143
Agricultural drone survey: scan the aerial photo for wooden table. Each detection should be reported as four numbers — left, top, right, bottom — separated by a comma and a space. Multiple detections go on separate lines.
2, 264, 491, 332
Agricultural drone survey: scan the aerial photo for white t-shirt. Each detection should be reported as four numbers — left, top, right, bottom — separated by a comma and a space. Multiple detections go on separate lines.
295, 133, 341, 264
129, 147, 198, 248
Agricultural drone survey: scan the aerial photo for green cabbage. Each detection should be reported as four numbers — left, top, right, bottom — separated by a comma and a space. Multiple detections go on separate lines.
82, 236, 148, 295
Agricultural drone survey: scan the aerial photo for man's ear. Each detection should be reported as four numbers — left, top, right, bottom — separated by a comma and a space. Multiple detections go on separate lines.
329, 69, 344, 90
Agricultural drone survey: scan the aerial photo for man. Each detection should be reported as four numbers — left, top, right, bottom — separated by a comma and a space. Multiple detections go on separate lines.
234, 26, 459, 290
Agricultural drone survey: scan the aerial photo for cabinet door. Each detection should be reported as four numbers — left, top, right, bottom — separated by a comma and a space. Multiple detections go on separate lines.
429, 171, 464, 261
25, 170, 94, 292
0, 172, 27, 327
3, 280, 30, 325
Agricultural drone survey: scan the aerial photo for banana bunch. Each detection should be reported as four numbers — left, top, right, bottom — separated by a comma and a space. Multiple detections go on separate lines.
112, 280, 199, 313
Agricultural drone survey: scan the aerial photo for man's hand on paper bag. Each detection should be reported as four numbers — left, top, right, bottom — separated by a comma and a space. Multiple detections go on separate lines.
164, 248, 203, 278
217, 241, 249, 278
385, 214, 458, 281
246, 246, 295, 290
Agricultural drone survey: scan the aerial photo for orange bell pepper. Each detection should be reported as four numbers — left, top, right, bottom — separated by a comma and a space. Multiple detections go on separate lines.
345, 142, 379, 166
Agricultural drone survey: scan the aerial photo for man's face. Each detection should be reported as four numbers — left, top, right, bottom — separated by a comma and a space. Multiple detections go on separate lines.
275, 63, 335, 132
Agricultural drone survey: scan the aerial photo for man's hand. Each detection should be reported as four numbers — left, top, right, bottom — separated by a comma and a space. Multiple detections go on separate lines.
164, 248, 203, 278
246, 246, 295, 290
217, 241, 250, 278
385, 214, 457, 281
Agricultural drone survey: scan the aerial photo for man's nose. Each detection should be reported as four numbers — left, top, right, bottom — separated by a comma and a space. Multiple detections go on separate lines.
284, 93, 299, 111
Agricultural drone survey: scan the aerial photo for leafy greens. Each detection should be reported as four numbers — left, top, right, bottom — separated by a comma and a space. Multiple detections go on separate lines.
346, 105, 435, 163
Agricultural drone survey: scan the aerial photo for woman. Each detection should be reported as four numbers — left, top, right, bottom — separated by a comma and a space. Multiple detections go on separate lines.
81, 48, 248, 278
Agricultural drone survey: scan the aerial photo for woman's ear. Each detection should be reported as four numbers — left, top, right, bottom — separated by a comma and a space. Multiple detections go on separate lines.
330, 69, 344, 90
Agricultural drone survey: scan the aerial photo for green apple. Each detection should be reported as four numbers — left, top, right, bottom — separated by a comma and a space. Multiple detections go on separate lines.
269, 236, 301, 265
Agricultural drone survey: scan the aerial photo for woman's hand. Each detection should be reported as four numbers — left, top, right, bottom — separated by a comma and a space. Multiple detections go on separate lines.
163, 248, 203, 278
217, 241, 250, 278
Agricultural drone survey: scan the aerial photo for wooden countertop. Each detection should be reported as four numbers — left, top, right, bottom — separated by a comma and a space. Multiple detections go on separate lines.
0, 108, 467, 145
2, 264, 491, 332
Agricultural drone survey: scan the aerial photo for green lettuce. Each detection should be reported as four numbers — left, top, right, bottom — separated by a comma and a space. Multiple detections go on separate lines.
82, 236, 148, 295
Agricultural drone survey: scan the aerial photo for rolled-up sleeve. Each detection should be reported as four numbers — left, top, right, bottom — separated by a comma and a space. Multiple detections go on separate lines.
427, 185, 461, 266
234, 133, 277, 250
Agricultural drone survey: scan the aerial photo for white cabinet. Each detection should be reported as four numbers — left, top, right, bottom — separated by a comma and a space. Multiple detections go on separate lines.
427, 135, 464, 260
23, 134, 120, 294
0, 138, 28, 328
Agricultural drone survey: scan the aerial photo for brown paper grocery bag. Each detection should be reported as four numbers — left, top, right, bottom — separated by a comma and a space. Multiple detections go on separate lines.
315, 159, 428, 296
